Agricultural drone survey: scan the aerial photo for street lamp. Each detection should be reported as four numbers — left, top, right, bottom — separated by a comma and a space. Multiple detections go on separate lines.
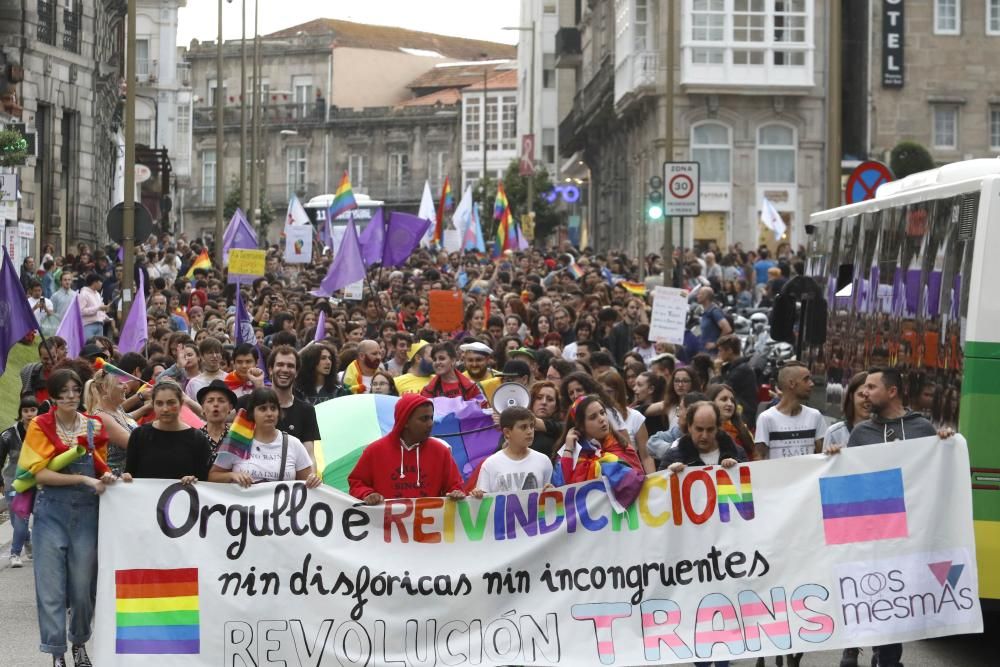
502, 22, 536, 225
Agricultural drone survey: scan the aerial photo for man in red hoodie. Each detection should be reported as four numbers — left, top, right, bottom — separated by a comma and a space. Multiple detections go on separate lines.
348, 394, 466, 504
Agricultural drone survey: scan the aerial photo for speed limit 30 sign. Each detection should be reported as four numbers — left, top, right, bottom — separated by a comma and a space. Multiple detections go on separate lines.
663, 161, 700, 217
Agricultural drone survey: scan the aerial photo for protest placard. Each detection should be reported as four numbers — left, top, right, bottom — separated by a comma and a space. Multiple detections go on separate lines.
429, 289, 464, 332
92, 436, 981, 665
650, 286, 689, 344
227, 249, 266, 283
283, 224, 313, 264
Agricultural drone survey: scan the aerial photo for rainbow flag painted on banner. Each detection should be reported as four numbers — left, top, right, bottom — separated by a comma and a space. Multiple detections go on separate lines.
185, 250, 211, 278
819, 468, 908, 545
328, 171, 358, 220
115, 568, 200, 654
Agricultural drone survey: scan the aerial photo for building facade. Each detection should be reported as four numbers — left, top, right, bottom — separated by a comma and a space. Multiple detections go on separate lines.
558, 0, 832, 254
866, 0, 1000, 164
460, 67, 519, 192
517, 0, 562, 177
182, 20, 513, 242
0, 0, 125, 261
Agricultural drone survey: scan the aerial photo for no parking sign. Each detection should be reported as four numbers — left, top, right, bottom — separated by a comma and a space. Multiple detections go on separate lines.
845, 161, 894, 204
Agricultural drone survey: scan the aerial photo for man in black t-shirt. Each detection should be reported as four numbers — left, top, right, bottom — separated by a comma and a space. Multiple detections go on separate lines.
238, 345, 321, 466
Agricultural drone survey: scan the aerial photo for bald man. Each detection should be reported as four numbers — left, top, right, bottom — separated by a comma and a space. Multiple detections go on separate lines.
754, 363, 826, 461
343, 339, 384, 393
696, 286, 732, 351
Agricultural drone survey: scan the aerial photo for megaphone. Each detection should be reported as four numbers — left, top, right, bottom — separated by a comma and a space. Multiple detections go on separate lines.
491, 383, 530, 414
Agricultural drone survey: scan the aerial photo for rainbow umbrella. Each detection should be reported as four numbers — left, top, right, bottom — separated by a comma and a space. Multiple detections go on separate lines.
315, 394, 499, 492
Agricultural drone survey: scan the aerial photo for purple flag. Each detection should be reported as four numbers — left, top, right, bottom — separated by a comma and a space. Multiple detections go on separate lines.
314, 220, 366, 296
223, 209, 258, 262
358, 208, 385, 267
234, 286, 255, 345
116, 246, 124, 262
56, 295, 85, 359
0, 248, 38, 376
383, 211, 432, 267
314, 309, 327, 343
117, 272, 148, 355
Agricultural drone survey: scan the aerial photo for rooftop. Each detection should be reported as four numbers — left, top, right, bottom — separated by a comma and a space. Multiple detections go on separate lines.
396, 88, 462, 108
407, 61, 515, 92
464, 69, 519, 92
265, 19, 516, 61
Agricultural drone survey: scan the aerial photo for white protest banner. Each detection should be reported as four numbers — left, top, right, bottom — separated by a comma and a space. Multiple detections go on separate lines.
93, 436, 981, 665
650, 285, 689, 344
283, 224, 313, 264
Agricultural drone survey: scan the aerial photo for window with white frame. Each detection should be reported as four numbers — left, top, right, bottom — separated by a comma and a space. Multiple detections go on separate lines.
135, 119, 153, 147
292, 75, 313, 117
428, 151, 448, 190
934, 0, 960, 34
773, 0, 807, 65
990, 108, 1000, 149
462, 169, 482, 192
464, 97, 481, 152
136, 38, 150, 78
286, 146, 307, 197
485, 96, 500, 151
388, 152, 410, 193
691, 122, 732, 183
634, 0, 650, 50
208, 78, 226, 106
348, 154, 365, 189
202, 149, 216, 201
757, 124, 796, 183
989, 0, 1000, 34
501, 96, 517, 151
932, 106, 958, 148
691, 0, 726, 64
175, 104, 190, 158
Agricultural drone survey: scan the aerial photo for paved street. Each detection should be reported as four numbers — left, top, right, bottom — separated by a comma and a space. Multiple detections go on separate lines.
0, 514, 996, 666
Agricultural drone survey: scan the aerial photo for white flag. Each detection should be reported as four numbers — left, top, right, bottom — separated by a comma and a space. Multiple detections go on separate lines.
418, 180, 436, 246
451, 185, 473, 237
760, 196, 787, 241
285, 194, 310, 227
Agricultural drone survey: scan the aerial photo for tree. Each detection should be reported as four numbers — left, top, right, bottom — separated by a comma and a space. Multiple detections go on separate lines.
890, 141, 935, 179
224, 176, 273, 245
474, 160, 563, 243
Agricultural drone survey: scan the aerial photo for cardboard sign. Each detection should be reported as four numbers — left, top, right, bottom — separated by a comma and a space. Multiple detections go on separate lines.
649, 286, 689, 344
343, 279, 364, 301
227, 249, 266, 282
283, 224, 313, 264
429, 289, 464, 332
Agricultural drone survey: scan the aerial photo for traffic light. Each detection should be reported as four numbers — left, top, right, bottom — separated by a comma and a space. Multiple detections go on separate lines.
647, 175, 664, 220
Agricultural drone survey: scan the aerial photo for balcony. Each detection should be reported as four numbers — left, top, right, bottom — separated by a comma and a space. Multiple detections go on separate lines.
554, 27, 582, 69
192, 102, 325, 131
136, 59, 158, 84
680, 45, 814, 92
614, 50, 659, 110
176, 62, 191, 87
36, 0, 56, 45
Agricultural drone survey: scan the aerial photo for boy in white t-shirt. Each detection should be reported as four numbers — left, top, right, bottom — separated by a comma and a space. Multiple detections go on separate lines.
472, 407, 553, 495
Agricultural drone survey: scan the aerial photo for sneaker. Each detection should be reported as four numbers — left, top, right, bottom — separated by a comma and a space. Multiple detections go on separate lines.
72, 644, 92, 667
841, 647, 861, 667
53, 656, 67, 667
9, 554, 22, 568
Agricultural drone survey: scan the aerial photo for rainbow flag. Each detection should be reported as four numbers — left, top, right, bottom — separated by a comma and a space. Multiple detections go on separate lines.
214, 409, 255, 466
434, 176, 453, 244
328, 171, 358, 220
185, 250, 211, 278
566, 259, 583, 280
493, 182, 512, 256
619, 280, 647, 296
819, 468, 908, 545
115, 568, 200, 654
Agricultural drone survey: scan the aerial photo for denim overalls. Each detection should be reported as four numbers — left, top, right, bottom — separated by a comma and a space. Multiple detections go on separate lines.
32, 434, 100, 656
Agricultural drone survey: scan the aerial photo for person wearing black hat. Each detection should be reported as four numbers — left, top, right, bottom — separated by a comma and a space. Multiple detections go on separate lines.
197, 380, 237, 465
499, 360, 532, 388
80, 343, 109, 362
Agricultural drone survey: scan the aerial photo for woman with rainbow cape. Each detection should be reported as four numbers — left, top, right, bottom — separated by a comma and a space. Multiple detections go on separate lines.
14, 368, 123, 667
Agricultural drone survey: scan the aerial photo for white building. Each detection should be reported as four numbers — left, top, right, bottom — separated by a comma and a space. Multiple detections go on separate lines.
517, 0, 561, 176
114, 0, 192, 231
459, 66, 520, 192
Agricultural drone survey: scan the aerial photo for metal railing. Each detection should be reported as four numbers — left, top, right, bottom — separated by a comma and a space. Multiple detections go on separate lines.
192, 102, 325, 130
36, 0, 56, 45
62, 0, 82, 54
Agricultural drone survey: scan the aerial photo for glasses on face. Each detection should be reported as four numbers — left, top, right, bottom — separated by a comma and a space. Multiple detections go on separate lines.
675, 378, 692, 385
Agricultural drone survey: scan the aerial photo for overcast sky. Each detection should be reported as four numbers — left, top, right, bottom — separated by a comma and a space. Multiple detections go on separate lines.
177, 0, 521, 47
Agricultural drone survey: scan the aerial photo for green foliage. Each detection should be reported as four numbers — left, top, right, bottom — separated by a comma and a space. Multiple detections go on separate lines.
474, 160, 563, 241
890, 141, 935, 179
224, 176, 273, 245
0, 127, 28, 166
0, 338, 38, 424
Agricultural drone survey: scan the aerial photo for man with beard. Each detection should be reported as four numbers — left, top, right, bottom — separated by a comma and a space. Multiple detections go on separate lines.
343, 339, 383, 393
395, 341, 434, 395
461, 341, 500, 404
239, 345, 321, 467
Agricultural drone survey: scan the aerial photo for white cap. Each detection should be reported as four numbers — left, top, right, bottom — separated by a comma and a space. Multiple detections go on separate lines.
460, 341, 493, 356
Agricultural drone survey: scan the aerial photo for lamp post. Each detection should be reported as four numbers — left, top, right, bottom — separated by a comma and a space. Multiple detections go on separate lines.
214, 0, 225, 265
503, 22, 537, 224
240, 0, 247, 213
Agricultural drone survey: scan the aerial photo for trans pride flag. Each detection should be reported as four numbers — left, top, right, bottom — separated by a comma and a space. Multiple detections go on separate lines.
819, 468, 908, 545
